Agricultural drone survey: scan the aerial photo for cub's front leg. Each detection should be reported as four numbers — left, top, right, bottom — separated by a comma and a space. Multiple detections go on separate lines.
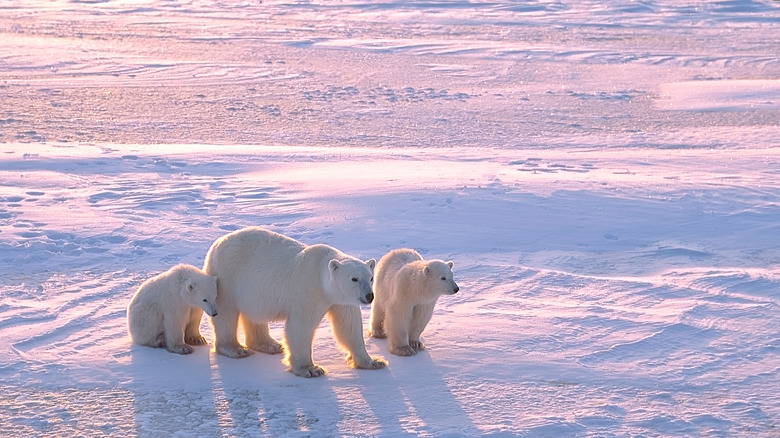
163, 310, 194, 355
386, 305, 416, 357
185, 307, 207, 345
408, 303, 435, 352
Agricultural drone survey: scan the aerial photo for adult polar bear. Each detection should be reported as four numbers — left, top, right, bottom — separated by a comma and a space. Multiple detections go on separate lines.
204, 227, 387, 377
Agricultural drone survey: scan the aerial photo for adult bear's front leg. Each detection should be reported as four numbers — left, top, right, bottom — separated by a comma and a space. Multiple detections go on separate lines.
328, 304, 387, 370
212, 307, 251, 358
284, 313, 326, 377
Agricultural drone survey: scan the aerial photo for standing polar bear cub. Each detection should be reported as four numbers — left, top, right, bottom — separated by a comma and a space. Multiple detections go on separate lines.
370, 249, 459, 356
127, 264, 218, 354
203, 227, 387, 378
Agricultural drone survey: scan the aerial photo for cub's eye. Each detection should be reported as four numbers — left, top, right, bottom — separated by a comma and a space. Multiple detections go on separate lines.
202, 298, 208, 302
370, 277, 374, 282
440, 277, 446, 281
351, 278, 358, 282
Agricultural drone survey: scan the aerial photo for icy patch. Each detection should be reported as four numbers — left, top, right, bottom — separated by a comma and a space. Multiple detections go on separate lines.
658, 80, 780, 111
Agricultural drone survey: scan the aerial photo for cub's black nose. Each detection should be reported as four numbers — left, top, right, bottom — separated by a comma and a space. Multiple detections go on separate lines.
453, 286, 459, 294
362, 293, 374, 304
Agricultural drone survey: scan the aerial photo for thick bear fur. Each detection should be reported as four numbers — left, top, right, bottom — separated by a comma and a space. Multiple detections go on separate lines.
370, 248, 459, 356
203, 227, 387, 377
127, 264, 218, 355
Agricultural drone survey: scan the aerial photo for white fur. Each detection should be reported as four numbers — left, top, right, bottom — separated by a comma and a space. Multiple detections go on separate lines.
203, 227, 386, 377
127, 264, 218, 355
370, 248, 459, 356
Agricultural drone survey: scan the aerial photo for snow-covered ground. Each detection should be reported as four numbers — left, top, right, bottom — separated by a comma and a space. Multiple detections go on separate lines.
1, 1, 779, 436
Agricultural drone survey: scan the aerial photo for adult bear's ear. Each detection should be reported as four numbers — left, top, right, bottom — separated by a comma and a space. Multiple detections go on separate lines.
366, 259, 376, 271
447, 261, 454, 270
329, 259, 341, 272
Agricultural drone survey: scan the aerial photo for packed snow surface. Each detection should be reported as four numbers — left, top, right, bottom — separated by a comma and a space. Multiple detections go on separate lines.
1, 0, 779, 436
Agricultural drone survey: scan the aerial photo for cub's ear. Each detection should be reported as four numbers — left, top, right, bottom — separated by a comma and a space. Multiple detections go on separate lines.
329, 259, 341, 272
366, 259, 376, 271
447, 261, 454, 270
424, 265, 430, 275
186, 280, 195, 293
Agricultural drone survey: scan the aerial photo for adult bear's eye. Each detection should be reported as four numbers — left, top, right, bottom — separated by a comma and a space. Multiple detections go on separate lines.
351, 278, 358, 282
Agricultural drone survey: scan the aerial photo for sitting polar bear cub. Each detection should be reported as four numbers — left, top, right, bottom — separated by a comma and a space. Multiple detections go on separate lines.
127, 264, 218, 354
370, 248, 459, 356
203, 227, 387, 378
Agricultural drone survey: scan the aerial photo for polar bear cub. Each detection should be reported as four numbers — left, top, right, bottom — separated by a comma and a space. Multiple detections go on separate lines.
127, 264, 218, 355
370, 248, 459, 356
203, 227, 387, 378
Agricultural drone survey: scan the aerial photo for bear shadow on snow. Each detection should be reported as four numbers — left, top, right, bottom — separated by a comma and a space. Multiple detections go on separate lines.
127, 344, 221, 434
355, 350, 480, 435
211, 350, 344, 433
125, 316, 476, 435
209, 345, 479, 436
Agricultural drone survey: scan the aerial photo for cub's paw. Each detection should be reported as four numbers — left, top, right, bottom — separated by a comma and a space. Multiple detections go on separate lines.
185, 335, 208, 346
249, 341, 284, 355
217, 345, 252, 359
294, 364, 326, 378
391, 345, 417, 357
409, 340, 426, 351
168, 344, 194, 355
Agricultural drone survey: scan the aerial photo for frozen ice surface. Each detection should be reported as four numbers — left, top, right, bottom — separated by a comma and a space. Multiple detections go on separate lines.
1, 1, 779, 436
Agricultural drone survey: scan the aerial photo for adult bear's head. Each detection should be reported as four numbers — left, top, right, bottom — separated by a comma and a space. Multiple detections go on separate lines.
327, 257, 377, 305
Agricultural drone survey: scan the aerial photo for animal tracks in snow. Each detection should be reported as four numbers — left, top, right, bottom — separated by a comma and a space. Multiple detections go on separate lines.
510, 158, 596, 174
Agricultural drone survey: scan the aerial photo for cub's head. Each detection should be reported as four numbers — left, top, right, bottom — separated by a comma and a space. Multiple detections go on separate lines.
179, 268, 219, 317
424, 260, 459, 296
327, 257, 377, 305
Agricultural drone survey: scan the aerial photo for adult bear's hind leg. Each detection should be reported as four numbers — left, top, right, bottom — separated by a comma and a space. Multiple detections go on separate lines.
242, 314, 283, 354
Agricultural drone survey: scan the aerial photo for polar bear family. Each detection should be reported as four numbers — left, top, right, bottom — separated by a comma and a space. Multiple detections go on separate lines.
126, 226, 459, 377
